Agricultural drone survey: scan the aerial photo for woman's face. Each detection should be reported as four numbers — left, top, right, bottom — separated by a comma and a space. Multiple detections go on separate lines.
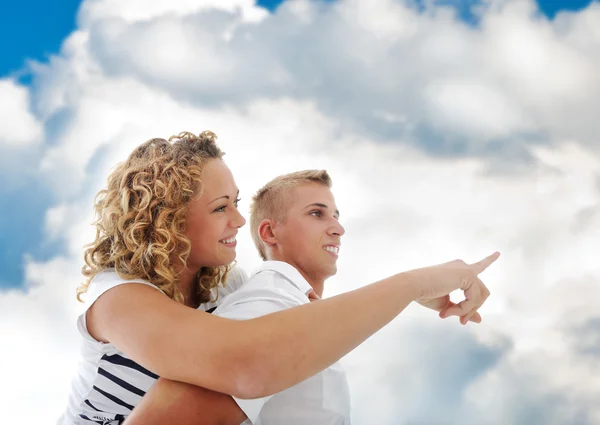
185, 159, 246, 269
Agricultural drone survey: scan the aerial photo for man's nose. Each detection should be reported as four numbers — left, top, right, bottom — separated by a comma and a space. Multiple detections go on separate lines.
329, 220, 345, 237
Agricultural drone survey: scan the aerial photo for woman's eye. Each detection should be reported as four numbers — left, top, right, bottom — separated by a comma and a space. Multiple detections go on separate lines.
310, 210, 322, 217
234, 198, 241, 207
214, 205, 226, 213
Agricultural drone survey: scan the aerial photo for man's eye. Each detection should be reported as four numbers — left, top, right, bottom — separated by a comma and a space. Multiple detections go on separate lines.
310, 210, 322, 217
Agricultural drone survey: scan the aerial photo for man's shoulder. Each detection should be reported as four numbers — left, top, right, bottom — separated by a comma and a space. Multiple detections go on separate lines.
249, 261, 310, 292
240, 268, 300, 297
213, 268, 307, 316
209, 261, 313, 317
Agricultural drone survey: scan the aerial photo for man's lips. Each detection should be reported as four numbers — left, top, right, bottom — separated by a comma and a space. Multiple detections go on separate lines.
323, 244, 340, 255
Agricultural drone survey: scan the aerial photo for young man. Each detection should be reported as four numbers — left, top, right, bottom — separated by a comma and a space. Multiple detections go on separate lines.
125, 170, 496, 425
212, 169, 349, 424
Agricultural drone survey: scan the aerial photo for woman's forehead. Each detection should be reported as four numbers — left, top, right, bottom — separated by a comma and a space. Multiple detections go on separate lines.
200, 159, 237, 195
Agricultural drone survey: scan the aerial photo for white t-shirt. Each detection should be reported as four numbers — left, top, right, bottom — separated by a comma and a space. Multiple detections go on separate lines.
58, 265, 248, 425
216, 261, 352, 425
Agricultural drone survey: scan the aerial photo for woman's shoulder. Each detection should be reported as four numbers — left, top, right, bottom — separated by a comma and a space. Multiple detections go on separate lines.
85, 269, 164, 307
90, 268, 153, 287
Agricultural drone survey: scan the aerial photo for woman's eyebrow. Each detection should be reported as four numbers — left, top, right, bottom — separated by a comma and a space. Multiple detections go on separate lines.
208, 189, 240, 204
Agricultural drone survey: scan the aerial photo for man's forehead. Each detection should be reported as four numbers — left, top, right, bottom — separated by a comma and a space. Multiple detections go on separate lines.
290, 184, 335, 205
288, 186, 339, 219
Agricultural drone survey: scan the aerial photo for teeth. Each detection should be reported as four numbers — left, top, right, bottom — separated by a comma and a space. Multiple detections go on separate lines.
323, 246, 339, 254
220, 237, 236, 244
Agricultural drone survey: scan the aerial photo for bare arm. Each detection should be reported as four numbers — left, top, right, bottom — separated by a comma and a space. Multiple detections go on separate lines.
124, 378, 246, 425
124, 277, 320, 424
88, 253, 498, 399
88, 273, 417, 399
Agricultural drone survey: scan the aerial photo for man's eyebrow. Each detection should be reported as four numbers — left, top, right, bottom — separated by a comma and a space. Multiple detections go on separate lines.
208, 189, 240, 204
303, 202, 340, 218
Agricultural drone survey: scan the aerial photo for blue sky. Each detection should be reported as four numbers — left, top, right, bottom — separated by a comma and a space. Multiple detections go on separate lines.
0, 0, 597, 290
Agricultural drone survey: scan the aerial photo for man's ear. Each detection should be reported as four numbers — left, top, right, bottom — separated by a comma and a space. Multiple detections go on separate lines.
258, 219, 278, 248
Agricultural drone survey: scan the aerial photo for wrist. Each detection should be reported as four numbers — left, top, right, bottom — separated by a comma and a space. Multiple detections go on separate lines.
394, 271, 421, 302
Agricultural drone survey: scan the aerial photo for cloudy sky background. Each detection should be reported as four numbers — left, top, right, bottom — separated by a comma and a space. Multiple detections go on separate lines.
1, 0, 599, 423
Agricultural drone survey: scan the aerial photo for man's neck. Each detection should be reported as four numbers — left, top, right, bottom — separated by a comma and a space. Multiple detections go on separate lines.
309, 280, 324, 298
266, 258, 325, 298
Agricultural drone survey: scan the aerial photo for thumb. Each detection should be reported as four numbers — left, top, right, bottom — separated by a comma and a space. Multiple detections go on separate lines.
439, 301, 482, 323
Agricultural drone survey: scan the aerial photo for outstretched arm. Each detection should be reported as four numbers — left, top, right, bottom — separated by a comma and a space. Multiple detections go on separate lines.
87, 253, 499, 399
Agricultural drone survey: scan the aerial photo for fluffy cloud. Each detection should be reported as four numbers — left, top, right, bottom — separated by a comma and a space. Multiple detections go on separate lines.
76, 0, 600, 154
0, 79, 43, 149
0, 256, 84, 422
79, 0, 267, 24
3, 0, 600, 424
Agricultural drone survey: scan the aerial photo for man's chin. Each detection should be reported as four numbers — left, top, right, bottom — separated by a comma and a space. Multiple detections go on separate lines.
323, 263, 338, 278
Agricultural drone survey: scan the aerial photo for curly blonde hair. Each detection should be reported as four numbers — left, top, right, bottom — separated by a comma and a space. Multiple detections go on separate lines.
77, 131, 231, 305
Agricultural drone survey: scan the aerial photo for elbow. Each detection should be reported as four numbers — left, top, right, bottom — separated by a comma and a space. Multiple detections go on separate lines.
231, 363, 270, 399
232, 353, 292, 399
222, 319, 296, 399
223, 322, 280, 399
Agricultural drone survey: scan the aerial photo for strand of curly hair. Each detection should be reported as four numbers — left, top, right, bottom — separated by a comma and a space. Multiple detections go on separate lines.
77, 131, 231, 305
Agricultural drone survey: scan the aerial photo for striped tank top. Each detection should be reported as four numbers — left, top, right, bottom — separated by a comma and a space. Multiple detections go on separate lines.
57, 266, 247, 425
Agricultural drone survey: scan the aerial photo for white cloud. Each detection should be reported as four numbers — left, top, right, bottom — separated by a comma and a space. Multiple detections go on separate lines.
69, 0, 600, 153
424, 79, 532, 139
3, 0, 600, 424
482, 1, 600, 143
0, 79, 43, 148
79, 0, 267, 24
0, 256, 83, 423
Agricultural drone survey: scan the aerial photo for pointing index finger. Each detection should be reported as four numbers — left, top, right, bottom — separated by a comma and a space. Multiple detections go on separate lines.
470, 251, 500, 275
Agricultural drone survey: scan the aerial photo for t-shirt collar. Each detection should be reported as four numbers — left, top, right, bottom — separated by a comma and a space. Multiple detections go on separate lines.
250, 260, 314, 296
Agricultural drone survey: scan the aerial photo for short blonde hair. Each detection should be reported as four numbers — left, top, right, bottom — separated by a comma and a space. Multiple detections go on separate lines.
77, 131, 231, 305
250, 170, 332, 260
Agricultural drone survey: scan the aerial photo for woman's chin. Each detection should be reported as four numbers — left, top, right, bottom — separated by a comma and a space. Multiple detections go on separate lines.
224, 253, 237, 265
216, 252, 237, 267
196, 250, 237, 268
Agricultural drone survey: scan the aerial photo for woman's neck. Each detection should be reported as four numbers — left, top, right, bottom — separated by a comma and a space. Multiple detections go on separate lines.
176, 266, 199, 308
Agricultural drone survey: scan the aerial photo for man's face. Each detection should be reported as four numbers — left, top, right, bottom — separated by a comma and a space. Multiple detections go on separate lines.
273, 183, 345, 284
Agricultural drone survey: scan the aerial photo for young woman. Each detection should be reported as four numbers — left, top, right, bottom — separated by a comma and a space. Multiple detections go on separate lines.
59, 131, 498, 424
